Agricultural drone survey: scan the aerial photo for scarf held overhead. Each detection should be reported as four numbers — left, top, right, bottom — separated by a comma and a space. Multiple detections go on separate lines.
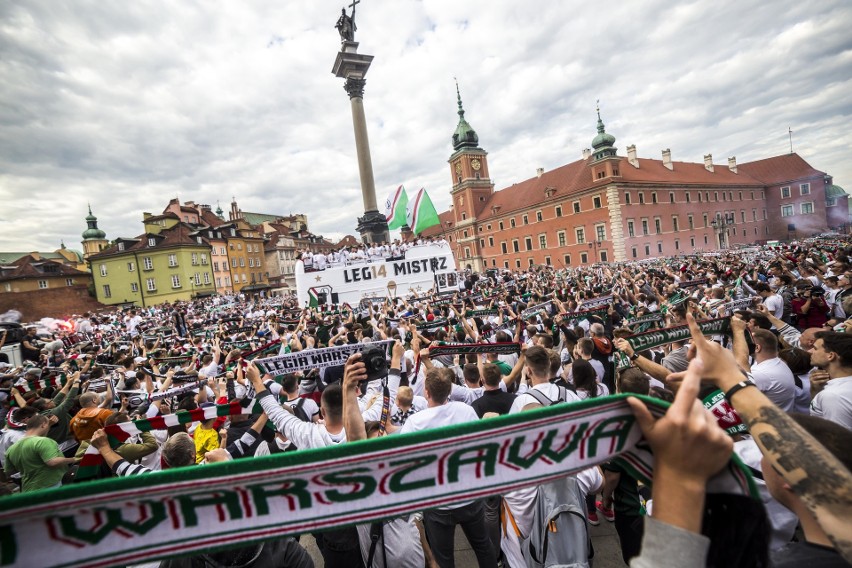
0, 395, 756, 568
252, 340, 394, 376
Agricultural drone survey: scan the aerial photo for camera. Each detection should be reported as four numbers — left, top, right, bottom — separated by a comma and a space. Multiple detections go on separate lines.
810, 288, 825, 297
360, 346, 388, 383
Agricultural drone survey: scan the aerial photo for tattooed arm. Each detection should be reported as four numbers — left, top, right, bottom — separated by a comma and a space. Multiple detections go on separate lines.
684, 313, 852, 561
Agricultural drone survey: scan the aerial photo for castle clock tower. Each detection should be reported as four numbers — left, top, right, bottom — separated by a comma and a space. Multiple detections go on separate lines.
447, 83, 493, 270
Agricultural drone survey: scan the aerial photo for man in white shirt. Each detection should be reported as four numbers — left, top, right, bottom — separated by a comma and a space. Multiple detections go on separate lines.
809, 332, 852, 430
745, 329, 797, 412
126, 310, 143, 339
510, 346, 581, 413
501, 346, 600, 567
756, 283, 784, 321
247, 363, 356, 566
400, 368, 498, 567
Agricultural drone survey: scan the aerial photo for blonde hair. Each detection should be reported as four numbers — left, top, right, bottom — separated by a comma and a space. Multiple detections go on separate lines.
396, 386, 413, 407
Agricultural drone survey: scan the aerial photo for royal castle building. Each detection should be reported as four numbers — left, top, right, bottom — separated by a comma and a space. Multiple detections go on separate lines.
424, 93, 848, 270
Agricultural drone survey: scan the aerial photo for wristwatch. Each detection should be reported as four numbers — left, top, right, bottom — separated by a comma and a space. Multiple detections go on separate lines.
630, 352, 640, 361
724, 377, 756, 402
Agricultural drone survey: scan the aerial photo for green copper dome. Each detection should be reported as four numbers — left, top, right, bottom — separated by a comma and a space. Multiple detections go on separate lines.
451, 82, 479, 151
591, 104, 617, 160
591, 108, 616, 150
82, 204, 107, 240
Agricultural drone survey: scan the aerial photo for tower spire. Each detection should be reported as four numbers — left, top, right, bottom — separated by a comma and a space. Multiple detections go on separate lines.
455, 78, 465, 117
595, 99, 606, 134
451, 80, 479, 151
590, 101, 617, 160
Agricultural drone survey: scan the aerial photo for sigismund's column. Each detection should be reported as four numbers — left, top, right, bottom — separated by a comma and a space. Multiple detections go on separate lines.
332, 7, 389, 244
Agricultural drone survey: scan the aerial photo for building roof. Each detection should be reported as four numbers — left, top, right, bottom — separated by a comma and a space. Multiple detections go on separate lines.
826, 184, 848, 199
427, 150, 829, 232
143, 212, 181, 223
199, 208, 226, 228
421, 211, 456, 238
335, 235, 360, 248
0, 255, 90, 282
471, 158, 592, 222
619, 157, 764, 186
89, 223, 208, 260
241, 212, 288, 227
737, 153, 826, 185
264, 232, 280, 252
0, 251, 66, 265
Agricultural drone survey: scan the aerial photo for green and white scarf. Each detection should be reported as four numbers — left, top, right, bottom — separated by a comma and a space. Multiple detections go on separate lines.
0, 395, 757, 568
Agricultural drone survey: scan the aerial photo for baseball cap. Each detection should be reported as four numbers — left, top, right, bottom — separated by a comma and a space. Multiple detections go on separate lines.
133, 356, 147, 364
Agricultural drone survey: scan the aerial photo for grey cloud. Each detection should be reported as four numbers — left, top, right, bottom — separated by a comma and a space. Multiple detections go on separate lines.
1, 0, 850, 251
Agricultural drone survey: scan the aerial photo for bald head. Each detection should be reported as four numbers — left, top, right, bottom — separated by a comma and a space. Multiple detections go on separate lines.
799, 328, 822, 350
79, 392, 100, 407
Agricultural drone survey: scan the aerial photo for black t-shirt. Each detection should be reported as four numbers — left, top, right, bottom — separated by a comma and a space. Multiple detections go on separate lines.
471, 389, 516, 418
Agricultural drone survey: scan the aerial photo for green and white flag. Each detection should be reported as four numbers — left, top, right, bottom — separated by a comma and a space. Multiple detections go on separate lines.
406, 187, 441, 234
384, 185, 409, 230
308, 288, 320, 308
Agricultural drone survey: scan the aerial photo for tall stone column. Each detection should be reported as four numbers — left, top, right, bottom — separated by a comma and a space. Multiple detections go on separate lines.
333, 42, 389, 244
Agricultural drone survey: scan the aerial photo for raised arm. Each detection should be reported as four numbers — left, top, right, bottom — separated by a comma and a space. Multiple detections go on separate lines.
729, 316, 751, 372
246, 362, 320, 450
99, 379, 114, 409
685, 313, 852, 561
614, 338, 672, 383
342, 353, 368, 442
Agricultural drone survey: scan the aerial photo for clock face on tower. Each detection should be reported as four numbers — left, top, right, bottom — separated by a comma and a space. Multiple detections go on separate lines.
471, 159, 481, 171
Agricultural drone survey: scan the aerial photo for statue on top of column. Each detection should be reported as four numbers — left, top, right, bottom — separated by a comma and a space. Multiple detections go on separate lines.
335, 2, 358, 42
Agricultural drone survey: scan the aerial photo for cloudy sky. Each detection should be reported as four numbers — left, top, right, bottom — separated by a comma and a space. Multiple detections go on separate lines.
2, 0, 851, 252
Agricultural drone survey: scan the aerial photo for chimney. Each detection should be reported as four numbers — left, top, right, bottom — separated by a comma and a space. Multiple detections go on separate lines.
727, 156, 737, 174
582, 148, 591, 160
704, 153, 714, 172
626, 144, 639, 168
662, 149, 673, 170
143, 212, 152, 220
536, 167, 544, 178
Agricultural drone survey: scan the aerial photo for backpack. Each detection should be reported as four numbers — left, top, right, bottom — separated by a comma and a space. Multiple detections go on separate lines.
291, 397, 311, 423
523, 476, 594, 568
520, 387, 595, 568
525, 385, 570, 407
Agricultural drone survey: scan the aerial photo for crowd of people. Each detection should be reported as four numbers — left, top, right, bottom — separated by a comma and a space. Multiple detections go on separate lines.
1, 236, 851, 567
300, 237, 449, 270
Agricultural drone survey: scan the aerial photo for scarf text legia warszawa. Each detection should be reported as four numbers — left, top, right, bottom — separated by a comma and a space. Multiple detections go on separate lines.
0, 395, 756, 568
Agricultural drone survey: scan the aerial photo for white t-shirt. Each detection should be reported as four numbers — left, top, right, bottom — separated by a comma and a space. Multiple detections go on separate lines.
283, 396, 319, 421
127, 315, 143, 337
576, 383, 610, 400
510, 383, 581, 414
763, 294, 784, 320
810, 376, 852, 430
749, 358, 796, 412
399, 401, 478, 434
